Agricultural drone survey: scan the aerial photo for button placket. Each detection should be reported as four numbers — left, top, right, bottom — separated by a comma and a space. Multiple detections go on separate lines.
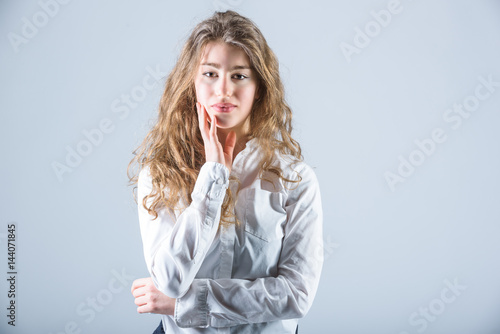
217, 215, 236, 279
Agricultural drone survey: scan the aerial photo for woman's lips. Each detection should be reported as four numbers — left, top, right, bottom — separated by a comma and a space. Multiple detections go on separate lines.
211, 103, 236, 113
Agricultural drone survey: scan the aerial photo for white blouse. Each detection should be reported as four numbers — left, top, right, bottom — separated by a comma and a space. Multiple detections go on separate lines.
137, 137, 324, 333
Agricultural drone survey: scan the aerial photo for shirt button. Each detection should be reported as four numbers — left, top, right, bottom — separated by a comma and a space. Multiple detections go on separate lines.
216, 178, 223, 185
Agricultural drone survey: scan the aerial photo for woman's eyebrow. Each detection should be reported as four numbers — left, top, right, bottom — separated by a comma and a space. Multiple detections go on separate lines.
201, 62, 250, 70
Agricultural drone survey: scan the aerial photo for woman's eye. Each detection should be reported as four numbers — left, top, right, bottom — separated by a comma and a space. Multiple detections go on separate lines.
233, 74, 248, 80
203, 72, 217, 78
202, 72, 247, 80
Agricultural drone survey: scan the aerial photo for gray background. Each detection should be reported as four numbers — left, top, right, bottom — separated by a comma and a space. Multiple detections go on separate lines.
1, 0, 500, 333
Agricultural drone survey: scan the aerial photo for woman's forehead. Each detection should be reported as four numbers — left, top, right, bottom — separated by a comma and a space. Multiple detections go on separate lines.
199, 41, 251, 67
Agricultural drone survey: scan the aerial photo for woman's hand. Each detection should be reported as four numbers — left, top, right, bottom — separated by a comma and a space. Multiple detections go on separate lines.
131, 277, 175, 315
196, 102, 236, 173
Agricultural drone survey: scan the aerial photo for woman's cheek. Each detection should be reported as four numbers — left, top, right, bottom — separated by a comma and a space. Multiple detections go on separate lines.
198, 81, 214, 98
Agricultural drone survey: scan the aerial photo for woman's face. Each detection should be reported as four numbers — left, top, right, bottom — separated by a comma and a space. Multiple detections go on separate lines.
194, 41, 259, 135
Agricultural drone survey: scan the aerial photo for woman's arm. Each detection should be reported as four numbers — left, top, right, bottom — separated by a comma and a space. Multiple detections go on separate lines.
138, 102, 236, 299
138, 161, 229, 299
174, 164, 324, 328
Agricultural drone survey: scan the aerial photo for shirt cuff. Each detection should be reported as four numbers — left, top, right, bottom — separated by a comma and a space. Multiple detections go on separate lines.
192, 162, 229, 201
174, 279, 210, 328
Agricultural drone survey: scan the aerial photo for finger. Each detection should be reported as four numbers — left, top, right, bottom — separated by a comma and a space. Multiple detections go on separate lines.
204, 104, 211, 125
209, 111, 218, 142
134, 297, 148, 306
137, 304, 151, 314
198, 102, 209, 141
203, 105, 213, 143
224, 131, 236, 160
130, 278, 148, 293
132, 286, 146, 298
197, 102, 208, 142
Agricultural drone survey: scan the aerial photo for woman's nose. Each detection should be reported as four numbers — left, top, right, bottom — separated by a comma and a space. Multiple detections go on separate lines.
216, 75, 232, 98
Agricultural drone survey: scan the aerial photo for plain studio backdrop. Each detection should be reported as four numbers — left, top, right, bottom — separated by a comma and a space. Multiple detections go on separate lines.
1, 0, 500, 333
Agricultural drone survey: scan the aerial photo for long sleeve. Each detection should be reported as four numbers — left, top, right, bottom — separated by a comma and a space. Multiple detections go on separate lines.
138, 162, 229, 298
174, 164, 324, 328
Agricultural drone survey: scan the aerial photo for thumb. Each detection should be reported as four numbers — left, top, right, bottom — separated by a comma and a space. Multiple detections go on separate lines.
223, 131, 237, 161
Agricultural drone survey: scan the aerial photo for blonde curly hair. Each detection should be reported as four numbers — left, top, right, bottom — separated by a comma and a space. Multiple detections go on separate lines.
128, 10, 303, 225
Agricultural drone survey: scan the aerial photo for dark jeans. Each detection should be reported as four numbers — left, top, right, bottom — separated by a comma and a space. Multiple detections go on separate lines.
152, 321, 298, 333
153, 321, 165, 334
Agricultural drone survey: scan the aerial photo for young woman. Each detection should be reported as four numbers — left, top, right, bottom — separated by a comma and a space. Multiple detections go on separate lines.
129, 10, 324, 334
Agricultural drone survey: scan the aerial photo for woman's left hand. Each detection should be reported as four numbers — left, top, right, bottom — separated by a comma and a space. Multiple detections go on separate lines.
131, 277, 176, 315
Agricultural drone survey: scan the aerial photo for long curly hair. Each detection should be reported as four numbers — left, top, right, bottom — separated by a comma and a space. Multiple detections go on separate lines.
128, 10, 303, 225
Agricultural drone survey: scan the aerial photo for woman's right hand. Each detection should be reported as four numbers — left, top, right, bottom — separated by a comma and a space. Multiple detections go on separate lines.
196, 102, 236, 173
